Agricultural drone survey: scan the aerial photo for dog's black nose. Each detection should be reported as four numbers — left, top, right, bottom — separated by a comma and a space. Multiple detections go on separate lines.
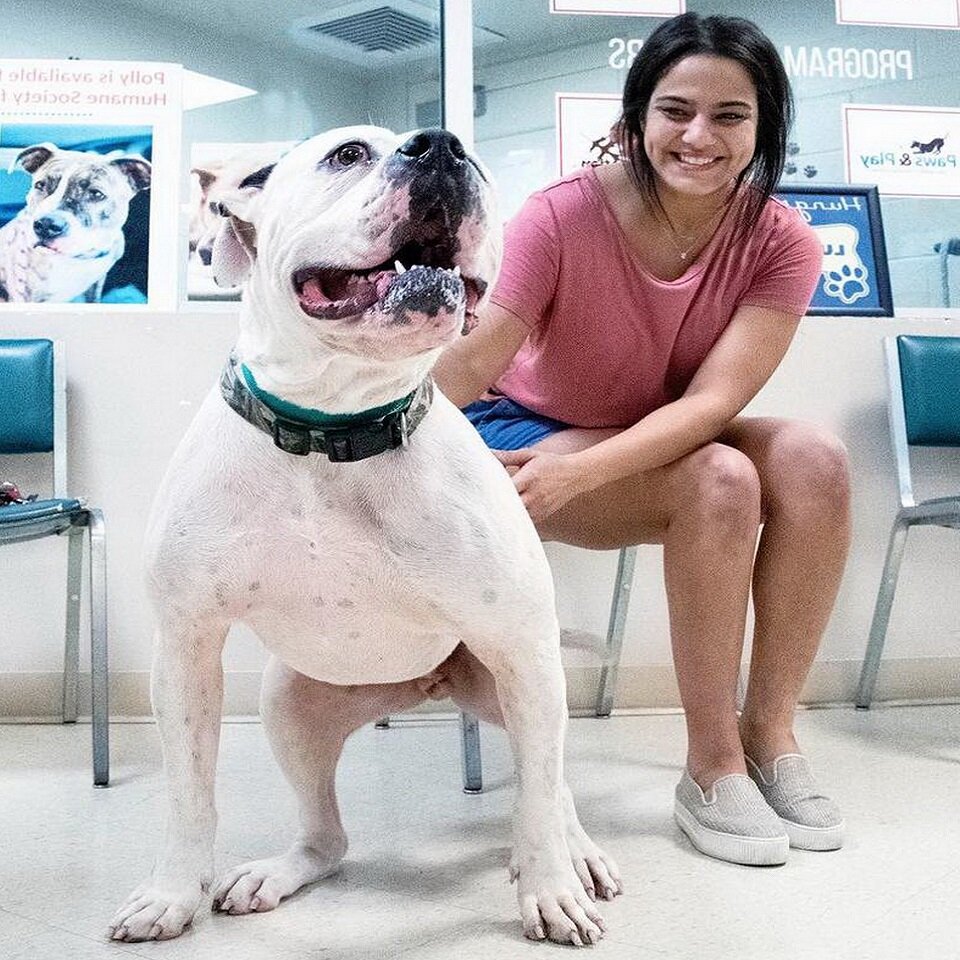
33, 216, 67, 242
397, 129, 466, 164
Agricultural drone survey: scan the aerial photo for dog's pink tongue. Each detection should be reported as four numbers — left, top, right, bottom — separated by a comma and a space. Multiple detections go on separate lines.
298, 271, 381, 317
300, 277, 333, 309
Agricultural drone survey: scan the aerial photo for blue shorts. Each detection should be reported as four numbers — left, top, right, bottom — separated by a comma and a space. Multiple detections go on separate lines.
462, 396, 570, 451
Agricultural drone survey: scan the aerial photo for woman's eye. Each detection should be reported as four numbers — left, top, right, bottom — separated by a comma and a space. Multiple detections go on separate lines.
331, 143, 369, 167
717, 113, 747, 123
660, 107, 688, 120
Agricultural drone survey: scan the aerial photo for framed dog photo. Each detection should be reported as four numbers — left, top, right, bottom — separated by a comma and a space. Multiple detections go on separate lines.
774, 183, 894, 317
0, 123, 153, 305
186, 140, 294, 302
555, 93, 622, 177
550, 0, 684, 15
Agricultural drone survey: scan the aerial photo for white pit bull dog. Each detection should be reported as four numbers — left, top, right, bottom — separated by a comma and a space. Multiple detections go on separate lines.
108, 126, 620, 946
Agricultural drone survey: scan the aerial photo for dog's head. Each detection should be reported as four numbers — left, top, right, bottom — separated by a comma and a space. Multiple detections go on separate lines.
15, 143, 151, 258
211, 125, 501, 362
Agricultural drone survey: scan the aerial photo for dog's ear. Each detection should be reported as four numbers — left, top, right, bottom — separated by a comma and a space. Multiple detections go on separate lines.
211, 216, 258, 288
15, 142, 57, 174
111, 156, 152, 192
191, 167, 218, 194
209, 163, 275, 287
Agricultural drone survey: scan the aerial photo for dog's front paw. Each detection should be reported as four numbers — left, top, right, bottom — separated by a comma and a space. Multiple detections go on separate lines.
211, 842, 345, 915
107, 878, 203, 942
512, 853, 606, 946
566, 830, 623, 903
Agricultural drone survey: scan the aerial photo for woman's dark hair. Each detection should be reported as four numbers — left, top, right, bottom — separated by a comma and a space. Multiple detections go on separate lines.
614, 13, 792, 234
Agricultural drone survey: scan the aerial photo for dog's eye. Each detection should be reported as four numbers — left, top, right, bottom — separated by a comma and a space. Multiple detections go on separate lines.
88, 188, 105, 201
34, 179, 47, 192
330, 143, 369, 168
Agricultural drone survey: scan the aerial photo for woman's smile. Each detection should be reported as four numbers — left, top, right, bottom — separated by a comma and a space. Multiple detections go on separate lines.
643, 53, 758, 201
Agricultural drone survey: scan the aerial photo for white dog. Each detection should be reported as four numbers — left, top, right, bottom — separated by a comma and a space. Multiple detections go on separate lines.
0, 143, 150, 303
108, 126, 620, 947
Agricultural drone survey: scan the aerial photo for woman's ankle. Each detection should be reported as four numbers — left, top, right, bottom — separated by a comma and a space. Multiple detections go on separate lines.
737, 715, 799, 766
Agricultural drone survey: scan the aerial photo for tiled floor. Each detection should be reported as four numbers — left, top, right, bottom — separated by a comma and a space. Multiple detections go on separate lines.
2, 704, 959, 960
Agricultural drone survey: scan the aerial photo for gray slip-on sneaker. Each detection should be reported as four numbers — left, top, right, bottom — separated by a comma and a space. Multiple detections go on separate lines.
745, 753, 844, 851
674, 769, 789, 866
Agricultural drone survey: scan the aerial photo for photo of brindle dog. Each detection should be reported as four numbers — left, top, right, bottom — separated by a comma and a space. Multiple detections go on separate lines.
0, 124, 152, 304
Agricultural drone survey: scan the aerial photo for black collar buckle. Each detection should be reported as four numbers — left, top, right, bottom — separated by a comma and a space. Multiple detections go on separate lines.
271, 417, 312, 456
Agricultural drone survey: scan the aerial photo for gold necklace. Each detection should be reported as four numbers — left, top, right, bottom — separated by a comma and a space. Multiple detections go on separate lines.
658, 206, 720, 262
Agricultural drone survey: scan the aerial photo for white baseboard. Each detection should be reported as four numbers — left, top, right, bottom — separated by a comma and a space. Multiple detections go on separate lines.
3, 659, 959, 718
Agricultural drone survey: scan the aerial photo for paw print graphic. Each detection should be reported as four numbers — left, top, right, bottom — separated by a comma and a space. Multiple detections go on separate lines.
823, 263, 870, 305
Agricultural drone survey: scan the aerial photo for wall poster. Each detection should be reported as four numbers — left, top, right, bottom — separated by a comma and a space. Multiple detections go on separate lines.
556, 92, 622, 177
775, 184, 893, 316
551, 0, 684, 16
843, 104, 960, 198
0, 59, 181, 310
187, 141, 293, 301
836, 0, 960, 29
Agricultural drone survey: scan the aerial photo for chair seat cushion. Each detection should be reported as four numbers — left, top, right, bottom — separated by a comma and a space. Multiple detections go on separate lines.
0, 498, 84, 525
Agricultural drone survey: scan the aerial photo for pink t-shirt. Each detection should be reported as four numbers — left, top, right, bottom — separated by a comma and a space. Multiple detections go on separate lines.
489, 165, 823, 429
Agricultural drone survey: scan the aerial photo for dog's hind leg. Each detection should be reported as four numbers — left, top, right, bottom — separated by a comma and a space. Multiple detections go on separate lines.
211, 656, 428, 916
109, 621, 229, 942
435, 644, 622, 903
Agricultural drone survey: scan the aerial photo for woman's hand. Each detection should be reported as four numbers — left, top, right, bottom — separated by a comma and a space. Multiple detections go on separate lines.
493, 448, 587, 523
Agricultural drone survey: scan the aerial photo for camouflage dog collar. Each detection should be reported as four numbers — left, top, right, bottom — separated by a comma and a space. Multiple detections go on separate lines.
219, 355, 433, 462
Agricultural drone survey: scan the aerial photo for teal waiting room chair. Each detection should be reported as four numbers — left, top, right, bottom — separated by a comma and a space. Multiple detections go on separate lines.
0, 339, 109, 784
856, 335, 960, 709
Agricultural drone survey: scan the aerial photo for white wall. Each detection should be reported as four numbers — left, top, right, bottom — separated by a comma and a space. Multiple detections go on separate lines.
2, 1, 960, 716
3, 309, 959, 716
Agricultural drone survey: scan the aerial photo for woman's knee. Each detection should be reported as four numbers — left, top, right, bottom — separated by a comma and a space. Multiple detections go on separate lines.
763, 422, 851, 517
673, 444, 762, 531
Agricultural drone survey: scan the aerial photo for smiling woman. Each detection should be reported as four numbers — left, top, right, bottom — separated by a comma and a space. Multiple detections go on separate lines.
435, 11, 849, 870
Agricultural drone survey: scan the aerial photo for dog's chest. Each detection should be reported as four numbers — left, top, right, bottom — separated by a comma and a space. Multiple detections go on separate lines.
149, 393, 551, 684
232, 480, 505, 681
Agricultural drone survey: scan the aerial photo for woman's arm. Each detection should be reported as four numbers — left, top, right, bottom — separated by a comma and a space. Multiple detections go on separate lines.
503, 303, 803, 520
432, 302, 531, 408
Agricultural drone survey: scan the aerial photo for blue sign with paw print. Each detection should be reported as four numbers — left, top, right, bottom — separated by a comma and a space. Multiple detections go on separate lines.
774, 183, 893, 317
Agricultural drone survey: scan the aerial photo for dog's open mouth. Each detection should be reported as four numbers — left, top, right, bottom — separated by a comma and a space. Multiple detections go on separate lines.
293, 241, 483, 323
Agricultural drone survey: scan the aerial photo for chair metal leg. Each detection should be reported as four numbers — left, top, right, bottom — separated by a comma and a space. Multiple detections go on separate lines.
460, 711, 482, 793
856, 517, 910, 710
595, 546, 637, 717
87, 509, 110, 786
62, 528, 83, 723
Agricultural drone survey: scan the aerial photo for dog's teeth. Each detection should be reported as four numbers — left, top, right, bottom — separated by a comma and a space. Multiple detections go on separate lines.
394, 260, 406, 275
452, 265, 461, 277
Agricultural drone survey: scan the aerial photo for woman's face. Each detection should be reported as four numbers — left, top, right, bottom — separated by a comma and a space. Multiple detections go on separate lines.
642, 53, 759, 202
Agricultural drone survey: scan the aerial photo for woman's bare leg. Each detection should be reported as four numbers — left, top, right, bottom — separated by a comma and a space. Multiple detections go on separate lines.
525, 428, 761, 789
719, 418, 851, 765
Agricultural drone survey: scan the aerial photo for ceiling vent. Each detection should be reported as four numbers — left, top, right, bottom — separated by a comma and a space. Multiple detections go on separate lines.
290, 0, 504, 67
311, 6, 436, 53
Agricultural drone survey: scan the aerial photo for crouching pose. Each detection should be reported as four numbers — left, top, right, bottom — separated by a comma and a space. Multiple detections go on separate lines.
435, 13, 850, 866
